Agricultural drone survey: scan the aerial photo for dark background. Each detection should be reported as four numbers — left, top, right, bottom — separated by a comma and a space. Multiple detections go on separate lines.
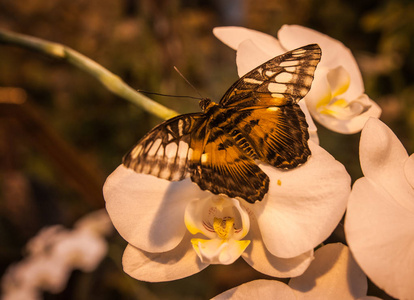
1, 0, 412, 298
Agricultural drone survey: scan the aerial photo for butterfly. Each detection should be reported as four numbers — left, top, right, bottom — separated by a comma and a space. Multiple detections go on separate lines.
123, 44, 322, 203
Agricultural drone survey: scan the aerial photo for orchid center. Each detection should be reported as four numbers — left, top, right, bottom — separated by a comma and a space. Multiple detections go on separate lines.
213, 217, 234, 239
184, 195, 251, 265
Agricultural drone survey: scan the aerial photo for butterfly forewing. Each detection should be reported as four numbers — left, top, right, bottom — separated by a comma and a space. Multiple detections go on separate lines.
219, 44, 322, 108
123, 113, 206, 181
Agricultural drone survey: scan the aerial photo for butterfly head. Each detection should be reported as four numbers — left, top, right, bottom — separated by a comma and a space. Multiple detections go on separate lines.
199, 98, 216, 112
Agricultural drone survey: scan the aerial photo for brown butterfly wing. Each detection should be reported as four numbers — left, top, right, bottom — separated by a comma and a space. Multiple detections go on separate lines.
123, 112, 268, 203
123, 113, 207, 181
228, 105, 310, 168
219, 44, 321, 169
219, 44, 322, 108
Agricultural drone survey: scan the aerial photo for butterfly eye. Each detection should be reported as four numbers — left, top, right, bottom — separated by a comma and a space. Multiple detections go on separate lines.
199, 98, 212, 111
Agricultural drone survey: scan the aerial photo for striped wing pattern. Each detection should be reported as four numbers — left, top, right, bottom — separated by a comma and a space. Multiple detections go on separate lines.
230, 105, 310, 169
123, 44, 322, 203
220, 44, 322, 108
123, 113, 206, 181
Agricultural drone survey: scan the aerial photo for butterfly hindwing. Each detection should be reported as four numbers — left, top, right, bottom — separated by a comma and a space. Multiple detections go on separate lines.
190, 126, 269, 202
230, 104, 310, 168
219, 44, 322, 108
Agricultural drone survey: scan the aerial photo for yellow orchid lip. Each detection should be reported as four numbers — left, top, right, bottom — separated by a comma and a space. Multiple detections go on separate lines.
190, 238, 251, 265
318, 96, 372, 120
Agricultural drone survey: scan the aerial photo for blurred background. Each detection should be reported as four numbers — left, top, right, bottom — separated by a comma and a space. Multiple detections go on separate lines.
0, 0, 413, 299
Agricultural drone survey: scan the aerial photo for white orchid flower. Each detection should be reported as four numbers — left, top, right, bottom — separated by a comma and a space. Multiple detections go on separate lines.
212, 243, 380, 300
213, 25, 381, 134
103, 141, 350, 282
1, 210, 112, 298
345, 118, 414, 300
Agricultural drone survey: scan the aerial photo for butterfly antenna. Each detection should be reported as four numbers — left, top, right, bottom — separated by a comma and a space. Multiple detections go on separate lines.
136, 89, 201, 100
174, 66, 204, 99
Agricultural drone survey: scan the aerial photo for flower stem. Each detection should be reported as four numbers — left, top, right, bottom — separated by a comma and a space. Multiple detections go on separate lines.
0, 28, 179, 120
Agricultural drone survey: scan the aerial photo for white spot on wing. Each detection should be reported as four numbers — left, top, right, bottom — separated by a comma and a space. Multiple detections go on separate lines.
292, 49, 306, 55
147, 139, 162, 156
177, 141, 189, 159
266, 107, 279, 112
280, 61, 298, 67
178, 119, 184, 136
268, 82, 287, 93
275, 72, 293, 83
165, 143, 177, 158
187, 148, 194, 159
265, 70, 276, 77
244, 78, 263, 85
284, 67, 297, 73
130, 145, 142, 159
157, 145, 164, 158
271, 93, 285, 99
201, 153, 209, 164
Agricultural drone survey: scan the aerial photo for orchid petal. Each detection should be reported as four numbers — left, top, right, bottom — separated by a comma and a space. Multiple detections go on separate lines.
74, 209, 113, 236
289, 243, 367, 300
345, 178, 414, 300
212, 279, 297, 300
122, 233, 209, 282
311, 95, 381, 134
322, 94, 372, 121
103, 165, 206, 253
185, 196, 219, 239
360, 118, 414, 211
405, 154, 414, 189
236, 39, 273, 77
242, 215, 313, 277
213, 26, 284, 56
52, 230, 107, 272
250, 142, 350, 258
6, 255, 71, 293
326, 66, 350, 98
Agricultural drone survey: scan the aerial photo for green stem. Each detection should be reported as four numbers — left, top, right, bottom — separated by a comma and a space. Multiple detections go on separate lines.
0, 28, 179, 120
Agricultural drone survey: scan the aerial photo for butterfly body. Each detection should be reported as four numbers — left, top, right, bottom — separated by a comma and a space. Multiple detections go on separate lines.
123, 44, 322, 203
